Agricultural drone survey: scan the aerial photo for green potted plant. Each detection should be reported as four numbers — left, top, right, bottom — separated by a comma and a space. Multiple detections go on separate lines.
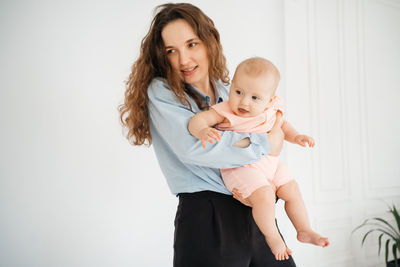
353, 204, 400, 267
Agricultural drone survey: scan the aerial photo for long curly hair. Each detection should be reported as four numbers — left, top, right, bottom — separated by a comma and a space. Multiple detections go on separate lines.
118, 3, 229, 146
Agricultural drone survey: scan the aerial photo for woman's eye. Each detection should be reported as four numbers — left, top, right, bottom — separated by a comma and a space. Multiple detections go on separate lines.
188, 42, 197, 48
166, 49, 175, 54
235, 90, 242, 95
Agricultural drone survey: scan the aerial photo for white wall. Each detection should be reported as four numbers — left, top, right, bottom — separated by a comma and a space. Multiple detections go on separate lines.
0, 0, 399, 267
282, 0, 400, 266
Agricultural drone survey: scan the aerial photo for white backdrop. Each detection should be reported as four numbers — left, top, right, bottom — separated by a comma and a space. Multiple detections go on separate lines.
0, 0, 399, 267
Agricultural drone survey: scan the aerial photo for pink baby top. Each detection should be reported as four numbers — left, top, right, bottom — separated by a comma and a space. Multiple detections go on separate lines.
210, 95, 285, 134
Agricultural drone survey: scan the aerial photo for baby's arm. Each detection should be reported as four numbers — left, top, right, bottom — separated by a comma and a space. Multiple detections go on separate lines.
188, 109, 226, 149
282, 120, 315, 147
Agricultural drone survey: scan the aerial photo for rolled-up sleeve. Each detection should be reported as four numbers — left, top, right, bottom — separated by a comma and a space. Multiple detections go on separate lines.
147, 78, 270, 169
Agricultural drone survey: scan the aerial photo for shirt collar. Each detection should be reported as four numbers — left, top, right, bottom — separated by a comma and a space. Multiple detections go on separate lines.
215, 84, 224, 104
185, 82, 224, 105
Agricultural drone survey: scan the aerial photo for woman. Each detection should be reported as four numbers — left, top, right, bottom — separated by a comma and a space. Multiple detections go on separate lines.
119, 3, 295, 267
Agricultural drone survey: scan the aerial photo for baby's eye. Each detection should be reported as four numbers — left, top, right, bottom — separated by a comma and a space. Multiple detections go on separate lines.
252, 96, 260, 100
166, 49, 175, 54
235, 90, 243, 95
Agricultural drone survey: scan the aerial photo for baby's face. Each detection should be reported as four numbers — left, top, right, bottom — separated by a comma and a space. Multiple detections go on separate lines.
229, 71, 277, 117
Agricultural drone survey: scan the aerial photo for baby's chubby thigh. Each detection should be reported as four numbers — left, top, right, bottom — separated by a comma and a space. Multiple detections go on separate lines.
221, 162, 273, 199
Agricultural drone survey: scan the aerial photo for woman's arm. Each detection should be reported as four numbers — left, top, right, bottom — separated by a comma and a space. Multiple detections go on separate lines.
147, 78, 272, 169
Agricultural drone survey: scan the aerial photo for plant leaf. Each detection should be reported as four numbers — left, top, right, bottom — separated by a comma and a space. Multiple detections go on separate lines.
352, 219, 371, 234
374, 228, 398, 240
353, 221, 397, 240
371, 217, 400, 238
362, 229, 375, 246
391, 204, 400, 234
355, 222, 393, 233
386, 239, 390, 264
397, 240, 400, 253
393, 243, 398, 267
352, 218, 397, 236
362, 219, 400, 239
378, 233, 384, 255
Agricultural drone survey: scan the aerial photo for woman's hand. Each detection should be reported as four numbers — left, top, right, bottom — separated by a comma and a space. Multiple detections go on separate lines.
267, 112, 284, 156
232, 188, 252, 207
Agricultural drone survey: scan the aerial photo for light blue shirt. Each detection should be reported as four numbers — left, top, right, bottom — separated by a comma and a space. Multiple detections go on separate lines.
147, 77, 271, 195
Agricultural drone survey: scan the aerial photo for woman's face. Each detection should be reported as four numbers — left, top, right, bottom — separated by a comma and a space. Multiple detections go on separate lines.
161, 19, 210, 92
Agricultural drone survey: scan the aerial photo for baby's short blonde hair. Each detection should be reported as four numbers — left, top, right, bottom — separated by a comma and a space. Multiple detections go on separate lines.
233, 57, 280, 89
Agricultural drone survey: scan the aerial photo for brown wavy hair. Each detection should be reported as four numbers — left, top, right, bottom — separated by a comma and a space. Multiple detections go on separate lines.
118, 3, 229, 146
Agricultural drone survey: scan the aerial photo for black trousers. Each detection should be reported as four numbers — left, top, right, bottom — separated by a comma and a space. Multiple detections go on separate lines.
173, 191, 296, 267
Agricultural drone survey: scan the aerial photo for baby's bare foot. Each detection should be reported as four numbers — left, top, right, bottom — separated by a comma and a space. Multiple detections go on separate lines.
266, 235, 291, 260
297, 230, 330, 247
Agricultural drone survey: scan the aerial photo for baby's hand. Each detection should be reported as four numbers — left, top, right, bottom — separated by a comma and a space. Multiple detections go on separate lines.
294, 134, 315, 147
199, 127, 221, 149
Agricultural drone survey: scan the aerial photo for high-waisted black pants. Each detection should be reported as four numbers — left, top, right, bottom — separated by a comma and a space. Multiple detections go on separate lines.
173, 190, 296, 267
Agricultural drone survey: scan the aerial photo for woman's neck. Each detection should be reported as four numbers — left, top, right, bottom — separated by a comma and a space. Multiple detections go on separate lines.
195, 80, 215, 105
195, 79, 211, 94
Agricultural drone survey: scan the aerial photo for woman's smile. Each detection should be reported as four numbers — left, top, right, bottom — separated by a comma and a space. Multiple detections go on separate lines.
181, 65, 198, 76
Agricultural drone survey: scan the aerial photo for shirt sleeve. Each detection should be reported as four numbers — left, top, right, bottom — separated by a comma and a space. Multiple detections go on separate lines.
147, 78, 270, 169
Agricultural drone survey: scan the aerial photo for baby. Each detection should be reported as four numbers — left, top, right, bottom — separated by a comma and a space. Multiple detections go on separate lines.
188, 57, 329, 260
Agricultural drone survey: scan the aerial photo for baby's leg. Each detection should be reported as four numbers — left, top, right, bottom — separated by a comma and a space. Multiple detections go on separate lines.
276, 180, 329, 247
247, 185, 292, 260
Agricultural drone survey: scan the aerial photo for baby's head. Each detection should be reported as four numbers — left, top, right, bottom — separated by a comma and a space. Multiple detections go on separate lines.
229, 57, 280, 117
